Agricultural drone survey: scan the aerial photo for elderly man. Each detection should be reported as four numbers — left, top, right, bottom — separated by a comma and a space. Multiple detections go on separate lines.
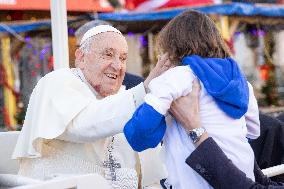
12, 25, 169, 188
75, 20, 144, 90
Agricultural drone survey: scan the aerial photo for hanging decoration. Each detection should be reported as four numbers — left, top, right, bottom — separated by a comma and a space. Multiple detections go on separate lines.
1, 37, 17, 129
16, 36, 53, 109
0, 31, 53, 129
216, 16, 237, 54
125, 0, 214, 12
259, 64, 270, 81
261, 31, 279, 106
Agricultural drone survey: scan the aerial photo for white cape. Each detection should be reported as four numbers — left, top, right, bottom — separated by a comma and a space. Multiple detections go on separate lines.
13, 68, 94, 159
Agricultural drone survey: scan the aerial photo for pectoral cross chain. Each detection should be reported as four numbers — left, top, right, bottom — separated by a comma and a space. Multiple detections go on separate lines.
103, 137, 121, 181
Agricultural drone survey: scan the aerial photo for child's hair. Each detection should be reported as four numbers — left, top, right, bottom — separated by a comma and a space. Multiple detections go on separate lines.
157, 10, 231, 65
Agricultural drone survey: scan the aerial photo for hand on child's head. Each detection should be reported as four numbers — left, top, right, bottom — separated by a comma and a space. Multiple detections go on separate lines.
157, 53, 174, 68
144, 53, 174, 91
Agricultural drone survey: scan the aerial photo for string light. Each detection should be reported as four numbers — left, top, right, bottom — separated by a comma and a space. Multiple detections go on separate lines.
27, 43, 32, 48
139, 35, 147, 47
39, 54, 44, 61
25, 36, 31, 41
68, 28, 75, 35
33, 50, 38, 55
249, 29, 266, 37
127, 32, 134, 37
41, 49, 47, 54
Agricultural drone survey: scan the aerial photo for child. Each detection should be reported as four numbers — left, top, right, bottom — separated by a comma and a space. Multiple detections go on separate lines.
123, 10, 260, 189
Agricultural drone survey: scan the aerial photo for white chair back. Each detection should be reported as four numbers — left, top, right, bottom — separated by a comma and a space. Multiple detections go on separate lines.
262, 164, 284, 178
12, 174, 111, 189
0, 131, 20, 174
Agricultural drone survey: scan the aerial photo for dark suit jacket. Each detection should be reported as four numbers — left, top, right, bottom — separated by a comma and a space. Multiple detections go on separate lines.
122, 72, 144, 90
186, 137, 284, 189
277, 112, 284, 123
250, 113, 284, 182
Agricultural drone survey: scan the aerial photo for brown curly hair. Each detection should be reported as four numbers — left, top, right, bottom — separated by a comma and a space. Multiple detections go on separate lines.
158, 10, 231, 65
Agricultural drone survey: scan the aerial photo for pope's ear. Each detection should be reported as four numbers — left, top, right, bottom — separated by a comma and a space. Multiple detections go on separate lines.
75, 49, 84, 62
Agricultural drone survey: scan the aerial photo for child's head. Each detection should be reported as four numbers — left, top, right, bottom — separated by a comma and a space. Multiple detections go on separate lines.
157, 10, 230, 65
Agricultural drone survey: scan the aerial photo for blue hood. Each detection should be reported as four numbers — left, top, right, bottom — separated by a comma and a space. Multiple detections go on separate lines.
182, 55, 249, 119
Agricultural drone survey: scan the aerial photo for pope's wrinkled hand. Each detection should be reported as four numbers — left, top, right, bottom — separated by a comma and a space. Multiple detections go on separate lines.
144, 53, 173, 92
170, 79, 201, 130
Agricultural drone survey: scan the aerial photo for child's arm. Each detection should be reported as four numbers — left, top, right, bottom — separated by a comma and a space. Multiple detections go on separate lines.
123, 103, 166, 152
245, 82, 260, 139
145, 66, 195, 115
124, 66, 195, 152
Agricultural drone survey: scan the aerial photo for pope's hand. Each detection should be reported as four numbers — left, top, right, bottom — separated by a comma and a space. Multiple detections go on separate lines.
170, 79, 208, 147
144, 53, 173, 92
170, 79, 201, 130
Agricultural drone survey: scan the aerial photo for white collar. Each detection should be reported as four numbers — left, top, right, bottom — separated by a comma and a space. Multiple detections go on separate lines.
72, 68, 99, 97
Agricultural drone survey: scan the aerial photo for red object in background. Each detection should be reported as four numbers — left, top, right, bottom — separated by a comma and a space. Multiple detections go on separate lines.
0, 0, 113, 12
259, 64, 270, 81
125, 0, 213, 11
3, 108, 11, 129
225, 38, 235, 55
35, 63, 41, 69
30, 70, 36, 77
48, 56, 54, 71
10, 11, 24, 20
126, 0, 147, 9
160, 0, 213, 9
0, 64, 19, 99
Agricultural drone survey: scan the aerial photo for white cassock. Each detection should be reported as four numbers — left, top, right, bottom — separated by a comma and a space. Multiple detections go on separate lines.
12, 68, 167, 189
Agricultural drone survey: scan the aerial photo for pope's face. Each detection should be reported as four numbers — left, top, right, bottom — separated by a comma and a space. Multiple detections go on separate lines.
77, 32, 128, 97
